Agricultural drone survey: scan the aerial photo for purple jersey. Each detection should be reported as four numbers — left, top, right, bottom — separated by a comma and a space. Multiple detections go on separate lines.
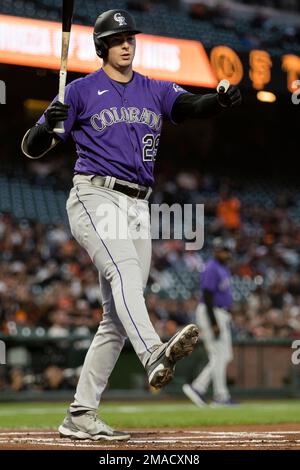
37, 68, 188, 187
201, 258, 233, 309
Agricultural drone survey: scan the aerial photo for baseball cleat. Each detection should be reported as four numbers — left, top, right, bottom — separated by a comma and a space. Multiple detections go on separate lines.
147, 352, 174, 389
210, 398, 239, 408
182, 384, 207, 407
58, 410, 130, 441
146, 324, 199, 389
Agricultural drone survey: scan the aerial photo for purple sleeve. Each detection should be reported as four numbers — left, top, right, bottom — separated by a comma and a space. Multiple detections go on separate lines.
37, 83, 79, 142
159, 81, 188, 123
201, 262, 218, 292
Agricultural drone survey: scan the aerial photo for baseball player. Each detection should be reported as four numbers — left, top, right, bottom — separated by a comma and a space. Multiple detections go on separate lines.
21, 10, 241, 440
183, 238, 235, 406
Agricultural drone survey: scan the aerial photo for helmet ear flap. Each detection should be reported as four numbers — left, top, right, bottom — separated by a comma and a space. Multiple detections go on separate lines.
94, 36, 109, 59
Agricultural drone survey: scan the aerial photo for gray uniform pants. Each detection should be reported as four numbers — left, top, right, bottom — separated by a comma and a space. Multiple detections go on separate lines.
66, 175, 161, 411
192, 304, 233, 401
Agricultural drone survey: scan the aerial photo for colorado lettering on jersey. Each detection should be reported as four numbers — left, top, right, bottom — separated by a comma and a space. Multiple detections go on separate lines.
90, 106, 162, 132
37, 69, 188, 186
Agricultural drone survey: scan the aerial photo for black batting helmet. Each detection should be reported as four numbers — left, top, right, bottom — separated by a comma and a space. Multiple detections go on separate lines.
93, 10, 142, 59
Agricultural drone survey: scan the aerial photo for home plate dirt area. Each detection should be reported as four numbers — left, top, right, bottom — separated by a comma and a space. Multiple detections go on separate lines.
0, 424, 299, 450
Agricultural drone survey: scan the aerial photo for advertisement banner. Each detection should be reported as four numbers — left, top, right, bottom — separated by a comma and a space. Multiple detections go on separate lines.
0, 15, 217, 88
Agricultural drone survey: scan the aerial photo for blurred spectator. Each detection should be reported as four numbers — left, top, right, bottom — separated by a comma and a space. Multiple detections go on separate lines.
48, 309, 71, 337
42, 365, 76, 390
216, 187, 241, 231
9, 368, 26, 392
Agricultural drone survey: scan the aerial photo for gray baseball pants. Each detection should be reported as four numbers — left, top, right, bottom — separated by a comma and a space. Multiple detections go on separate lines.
66, 175, 161, 411
192, 304, 233, 401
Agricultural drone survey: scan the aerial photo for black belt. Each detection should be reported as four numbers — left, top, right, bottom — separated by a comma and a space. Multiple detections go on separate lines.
113, 182, 149, 199
74, 173, 151, 200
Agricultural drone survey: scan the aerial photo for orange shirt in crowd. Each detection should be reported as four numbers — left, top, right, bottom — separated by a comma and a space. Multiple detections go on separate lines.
217, 197, 241, 230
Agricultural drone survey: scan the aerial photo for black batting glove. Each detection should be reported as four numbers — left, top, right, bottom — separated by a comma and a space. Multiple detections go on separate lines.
218, 85, 242, 108
44, 101, 70, 132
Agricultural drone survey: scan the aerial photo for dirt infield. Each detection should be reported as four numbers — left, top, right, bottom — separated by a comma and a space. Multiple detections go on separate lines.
0, 424, 299, 450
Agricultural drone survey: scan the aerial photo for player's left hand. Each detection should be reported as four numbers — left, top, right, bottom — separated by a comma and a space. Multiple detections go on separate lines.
218, 85, 242, 108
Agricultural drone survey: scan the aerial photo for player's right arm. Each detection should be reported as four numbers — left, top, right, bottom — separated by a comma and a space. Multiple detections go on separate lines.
21, 101, 70, 159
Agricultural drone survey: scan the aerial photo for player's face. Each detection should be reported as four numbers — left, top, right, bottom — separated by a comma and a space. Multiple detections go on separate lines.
215, 249, 232, 264
106, 33, 136, 68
